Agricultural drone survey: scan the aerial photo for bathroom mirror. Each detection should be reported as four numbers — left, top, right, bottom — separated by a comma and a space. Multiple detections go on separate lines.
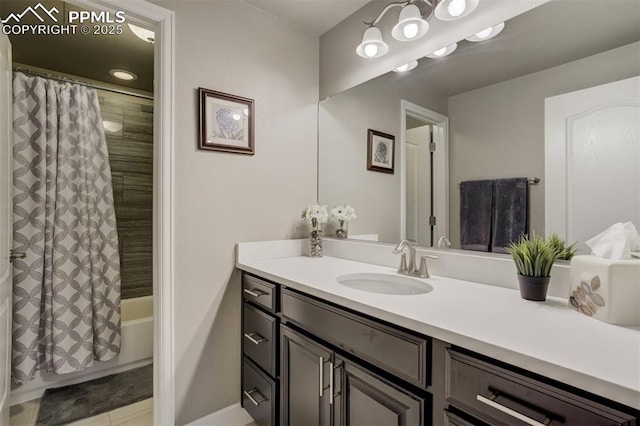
318, 0, 640, 250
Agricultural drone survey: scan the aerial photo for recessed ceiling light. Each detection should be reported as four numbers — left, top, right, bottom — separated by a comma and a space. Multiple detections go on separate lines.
109, 69, 137, 81
128, 23, 155, 43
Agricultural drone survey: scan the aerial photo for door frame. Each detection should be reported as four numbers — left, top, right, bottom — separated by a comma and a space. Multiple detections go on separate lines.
69, 1, 176, 423
400, 100, 449, 245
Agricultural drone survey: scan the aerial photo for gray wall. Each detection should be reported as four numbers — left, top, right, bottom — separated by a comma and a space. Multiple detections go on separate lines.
319, 71, 447, 242
448, 42, 640, 248
151, 1, 318, 424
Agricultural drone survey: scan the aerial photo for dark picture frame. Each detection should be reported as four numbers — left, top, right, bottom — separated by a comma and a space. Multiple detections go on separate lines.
367, 129, 395, 174
198, 87, 255, 155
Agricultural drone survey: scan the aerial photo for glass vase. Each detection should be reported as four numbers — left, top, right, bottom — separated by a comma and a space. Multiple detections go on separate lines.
309, 224, 323, 257
336, 221, 348, 239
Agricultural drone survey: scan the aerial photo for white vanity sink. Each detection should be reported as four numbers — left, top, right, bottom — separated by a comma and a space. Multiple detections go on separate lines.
336, 273, 433, 295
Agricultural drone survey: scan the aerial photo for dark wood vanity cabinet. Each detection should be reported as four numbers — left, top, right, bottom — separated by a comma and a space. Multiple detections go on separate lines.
241, 274, 280, 426
240, 272, 639, 426
444, 348, 637, 426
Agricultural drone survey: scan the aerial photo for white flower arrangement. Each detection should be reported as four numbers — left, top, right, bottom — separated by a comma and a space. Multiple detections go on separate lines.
301, 204, 329, 227
331, 205, 357, 223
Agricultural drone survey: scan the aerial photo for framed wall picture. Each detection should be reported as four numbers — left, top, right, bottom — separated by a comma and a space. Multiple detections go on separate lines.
367, 129, 395, 174
198, 87, 255, 155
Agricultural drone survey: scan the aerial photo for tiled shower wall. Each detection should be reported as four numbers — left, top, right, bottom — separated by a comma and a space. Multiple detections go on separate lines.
98, 90, 153, 299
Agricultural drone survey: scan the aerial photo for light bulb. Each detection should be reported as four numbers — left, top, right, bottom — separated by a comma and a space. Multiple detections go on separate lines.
448, 0, 467, 17
402, 22, 419, 39
232, 113, 241, 121
475, 27, 493, 39
364, 44, 378, 58
395, 64, 409, 72
433, 47, 447, 57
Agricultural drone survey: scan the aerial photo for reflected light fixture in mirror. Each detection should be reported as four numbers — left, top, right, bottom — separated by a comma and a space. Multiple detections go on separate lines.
425, 43, 458, 58
466, 22, 505, 42
394, 60, 419, 72
128, 23, 155, 43
434, 0, 479, 20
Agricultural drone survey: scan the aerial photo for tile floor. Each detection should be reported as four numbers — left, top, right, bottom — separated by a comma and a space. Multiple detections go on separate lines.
9, 398, 153, 426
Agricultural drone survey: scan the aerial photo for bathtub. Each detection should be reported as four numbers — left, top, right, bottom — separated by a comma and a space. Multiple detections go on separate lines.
10, 295, 154, 405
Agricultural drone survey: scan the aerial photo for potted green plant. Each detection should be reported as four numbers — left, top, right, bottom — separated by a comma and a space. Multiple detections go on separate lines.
506, 234, 559, 301
547, 233, 577, 261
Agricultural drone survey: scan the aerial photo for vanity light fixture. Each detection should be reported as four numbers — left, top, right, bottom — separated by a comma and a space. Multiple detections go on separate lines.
109, 69, 138, 81
393, 60, 419, 72
356, 26, 389, 58
466, 22, 505, 42
425, 43, 458, 58
357, 0, 479, 59
434, 0, 479, 21
391, 4, 429, 42
128, 23, 155, 43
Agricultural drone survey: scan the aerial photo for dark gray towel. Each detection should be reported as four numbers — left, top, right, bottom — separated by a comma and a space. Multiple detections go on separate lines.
460, 180, 493, 251
491, 177, 528, 253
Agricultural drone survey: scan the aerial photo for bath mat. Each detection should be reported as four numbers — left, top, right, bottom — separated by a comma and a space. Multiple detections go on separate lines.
35, 364, 153, 425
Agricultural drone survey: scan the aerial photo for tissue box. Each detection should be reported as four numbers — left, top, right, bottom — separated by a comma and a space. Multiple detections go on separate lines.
569, 255, 640, 326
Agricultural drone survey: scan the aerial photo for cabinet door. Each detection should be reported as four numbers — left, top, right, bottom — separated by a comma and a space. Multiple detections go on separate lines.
335, 356, 424, 426
281, 325, 333, 426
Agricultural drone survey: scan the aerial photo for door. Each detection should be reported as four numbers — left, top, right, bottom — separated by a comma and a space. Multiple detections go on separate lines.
405, 124, 433, 247
334, 356, 424, 426
281, 325, 332, 426
0, 32, 12, 426
545, 76, 640, 252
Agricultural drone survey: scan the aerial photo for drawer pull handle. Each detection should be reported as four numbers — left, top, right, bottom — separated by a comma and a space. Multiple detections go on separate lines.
477, 393, 552, 426
319, 356, 324, 397
244, 332, 267, 345
244, 388, 267, 406
244, 288, 267, 298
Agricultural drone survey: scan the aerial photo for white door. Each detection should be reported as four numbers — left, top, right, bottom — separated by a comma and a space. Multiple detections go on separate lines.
0, 32, 12, 426
405, 125, 432, 247
545, 76, 640, 252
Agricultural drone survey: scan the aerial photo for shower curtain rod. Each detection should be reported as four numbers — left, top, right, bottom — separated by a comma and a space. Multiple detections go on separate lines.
13, 66, 154, 101
458, 177, 541, 187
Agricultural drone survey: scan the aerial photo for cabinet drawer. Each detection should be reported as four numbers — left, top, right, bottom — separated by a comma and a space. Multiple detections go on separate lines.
243, 358, 276, 426
281, 289, 429, 388
243, 274, 277, 313
243, 302, 277, 377
447, 349, 636, 426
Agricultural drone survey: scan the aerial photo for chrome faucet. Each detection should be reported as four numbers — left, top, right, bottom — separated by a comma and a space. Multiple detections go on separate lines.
393, 240, 439, 278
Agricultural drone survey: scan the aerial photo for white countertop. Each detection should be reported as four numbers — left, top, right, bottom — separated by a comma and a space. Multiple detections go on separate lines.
237, 255, 640, 409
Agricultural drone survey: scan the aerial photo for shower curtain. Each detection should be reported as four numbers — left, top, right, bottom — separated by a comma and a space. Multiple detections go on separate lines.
11, 72, 121, 384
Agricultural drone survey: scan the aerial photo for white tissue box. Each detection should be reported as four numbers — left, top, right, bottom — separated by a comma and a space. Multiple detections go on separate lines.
569, 255, 640, 326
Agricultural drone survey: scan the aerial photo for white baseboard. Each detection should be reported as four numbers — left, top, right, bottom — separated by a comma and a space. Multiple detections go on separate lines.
186, 403, 254, 426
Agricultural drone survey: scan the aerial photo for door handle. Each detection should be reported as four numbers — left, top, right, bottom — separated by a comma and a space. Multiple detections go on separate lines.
477, 391, 552, 426
243, 332, 267, 345
243, 388, 267, 406
319, 356, 324, 397
9, 250, 26, 263
329, 361, 334, 405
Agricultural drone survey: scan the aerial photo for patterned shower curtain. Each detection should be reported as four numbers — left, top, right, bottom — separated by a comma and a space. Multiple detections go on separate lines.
11, 72, 121, 384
